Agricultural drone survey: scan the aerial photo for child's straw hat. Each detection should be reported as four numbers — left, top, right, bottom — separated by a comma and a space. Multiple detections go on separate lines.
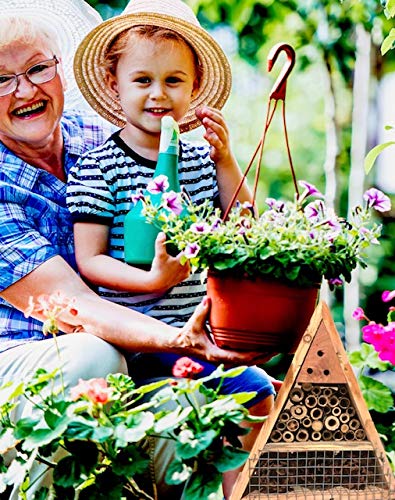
74, 0, 232, 132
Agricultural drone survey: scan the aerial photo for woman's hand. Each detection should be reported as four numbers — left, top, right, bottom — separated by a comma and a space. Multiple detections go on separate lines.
148, 232, 190, 293
173, 297, 277, 366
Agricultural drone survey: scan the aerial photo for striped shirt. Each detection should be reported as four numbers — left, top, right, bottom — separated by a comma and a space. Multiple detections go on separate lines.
0, 111, 114, 354
66, 131, 218, 326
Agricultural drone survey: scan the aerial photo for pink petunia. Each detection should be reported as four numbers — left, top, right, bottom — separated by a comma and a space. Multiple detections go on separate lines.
190, 222, 210, 234
352, 307, 366, 321
382, 290, 395, 303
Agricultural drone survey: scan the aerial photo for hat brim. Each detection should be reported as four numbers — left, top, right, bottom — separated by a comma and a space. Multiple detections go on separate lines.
1, 0, 102, 110
74, 12, 232, 132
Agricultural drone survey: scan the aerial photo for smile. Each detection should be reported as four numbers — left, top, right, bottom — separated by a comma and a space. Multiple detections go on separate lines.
13, 100, 47, 117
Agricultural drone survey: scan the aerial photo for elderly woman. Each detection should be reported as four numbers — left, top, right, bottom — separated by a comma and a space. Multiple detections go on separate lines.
0, 5, 274, 499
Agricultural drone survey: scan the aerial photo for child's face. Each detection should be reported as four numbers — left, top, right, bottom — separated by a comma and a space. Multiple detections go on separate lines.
108, 35, 199, 142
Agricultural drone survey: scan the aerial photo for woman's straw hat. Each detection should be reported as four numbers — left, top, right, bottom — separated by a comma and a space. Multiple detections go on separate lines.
74, 0, 232, 132
0, 0, 102, 110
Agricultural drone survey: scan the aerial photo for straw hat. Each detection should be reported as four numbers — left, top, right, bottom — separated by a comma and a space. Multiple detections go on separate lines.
74, 0, 232, 132
0, 0, 102, 110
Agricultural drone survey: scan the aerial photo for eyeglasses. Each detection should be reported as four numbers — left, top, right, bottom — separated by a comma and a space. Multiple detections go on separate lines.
0, 56, 59, 97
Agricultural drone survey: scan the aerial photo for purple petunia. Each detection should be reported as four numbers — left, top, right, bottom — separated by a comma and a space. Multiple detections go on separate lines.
131, 190, 145, 204
162, 191, 183, 215
190, 222, 211, 234
298, 180, 324, 198
147, 174, 169, 194
352, 307, 365, 321
363, 188, 391, 213
183, 242, 200, 258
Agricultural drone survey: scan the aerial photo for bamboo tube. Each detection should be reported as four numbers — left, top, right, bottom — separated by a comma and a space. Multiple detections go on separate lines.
322, 429, 332, 440
331, 406, 341, 417
349, 418, 361, 430
333, 429, 343, 440
290, 405, 307, 419
322, 387, 333, 397
311, 407, 323, 420
345, 430, 355, 440
339, 413, 350, 423
282, 431, 295, 442
290, 387, 304, 402
339, 397, 350, 409
279, 410, 290, 422
318, 395, 329, 407
339, 385, 348, 395
311, 420, 324, 432
305, 395, 317, 408
276, 420, 286, 431
269, 429, 283, 443
295, 429, 309, 441
346, 407, 356, 416
324, 415, 340, 431
340, 423, 349, 433
311, 431, 322, 441
354, 428, 366, 440
302, 416, 312, 428
286, 418, 299, 432
311, 385, 322, 396
301, 383, 313, 392
328, 395, 339, 407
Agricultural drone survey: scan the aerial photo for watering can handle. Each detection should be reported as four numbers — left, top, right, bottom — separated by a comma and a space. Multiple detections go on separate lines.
222, 42, 297, 221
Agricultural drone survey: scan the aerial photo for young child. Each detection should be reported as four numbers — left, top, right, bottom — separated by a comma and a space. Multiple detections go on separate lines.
67, 1, 276, 496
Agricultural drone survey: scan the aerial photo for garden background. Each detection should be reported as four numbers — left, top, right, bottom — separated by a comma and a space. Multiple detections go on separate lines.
86, 0, 395, 459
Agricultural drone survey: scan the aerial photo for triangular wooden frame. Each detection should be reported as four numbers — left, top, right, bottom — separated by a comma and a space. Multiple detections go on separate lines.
231, 302, 395, 499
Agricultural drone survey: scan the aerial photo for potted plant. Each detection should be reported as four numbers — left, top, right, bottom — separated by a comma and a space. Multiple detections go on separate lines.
0, 293, 262, 500
139, 177, 390, 352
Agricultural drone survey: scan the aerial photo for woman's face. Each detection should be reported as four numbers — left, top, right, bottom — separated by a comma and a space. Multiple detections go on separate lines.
0, 38, 65, 151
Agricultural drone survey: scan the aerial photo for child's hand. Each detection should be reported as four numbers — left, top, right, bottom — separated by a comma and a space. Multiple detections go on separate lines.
195, 106, 233, 165
149, 232, 190, 293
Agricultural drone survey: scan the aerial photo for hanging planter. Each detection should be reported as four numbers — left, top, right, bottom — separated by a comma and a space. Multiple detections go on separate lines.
207, 272, 319, 353
138, 43, 388, 353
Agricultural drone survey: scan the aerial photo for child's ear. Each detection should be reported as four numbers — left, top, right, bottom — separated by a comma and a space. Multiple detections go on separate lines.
191, 78, 200, 98
106, 72, 119, 98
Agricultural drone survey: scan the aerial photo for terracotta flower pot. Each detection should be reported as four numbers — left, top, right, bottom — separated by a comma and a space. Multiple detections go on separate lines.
206, 272, 319, 353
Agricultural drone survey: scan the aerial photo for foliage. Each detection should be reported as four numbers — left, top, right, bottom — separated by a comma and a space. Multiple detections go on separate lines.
140, 176, 389, 288
0, 296, 261, 500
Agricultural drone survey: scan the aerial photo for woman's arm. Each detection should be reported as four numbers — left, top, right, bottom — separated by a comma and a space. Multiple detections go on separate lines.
0, 255, 273, 365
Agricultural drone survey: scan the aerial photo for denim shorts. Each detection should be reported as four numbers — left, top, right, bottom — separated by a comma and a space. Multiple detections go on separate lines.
127, 352, 275, 408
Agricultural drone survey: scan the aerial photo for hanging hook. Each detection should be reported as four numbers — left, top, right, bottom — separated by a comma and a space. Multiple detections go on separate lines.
267, 43, 296, 101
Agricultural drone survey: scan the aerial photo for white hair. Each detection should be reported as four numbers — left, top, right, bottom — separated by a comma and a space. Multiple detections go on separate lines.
0, 15, 61, 55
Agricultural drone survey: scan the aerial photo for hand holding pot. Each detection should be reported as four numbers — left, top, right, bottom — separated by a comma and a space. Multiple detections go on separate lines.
174, 297, 277, 366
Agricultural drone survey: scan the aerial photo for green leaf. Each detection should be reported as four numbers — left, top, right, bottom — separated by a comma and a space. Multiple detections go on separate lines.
358, 375, 394, 413
349, 343, 391, 371
214, 446, 249, 472
53, 456, 85, 488
63, 440, 98, 475
387, 0, 395, 17
381, 29, 395, 55
14, 416, 41, 439
176, 429, 217, 459
182, 467, 223, 500
364, 141, 395, 173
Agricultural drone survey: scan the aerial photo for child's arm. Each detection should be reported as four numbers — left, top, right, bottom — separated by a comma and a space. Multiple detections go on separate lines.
196, 106, 253, 211
73, 222, 190, 294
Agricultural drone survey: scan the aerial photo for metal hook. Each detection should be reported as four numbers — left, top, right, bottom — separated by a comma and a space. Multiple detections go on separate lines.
267, 43, 296, 101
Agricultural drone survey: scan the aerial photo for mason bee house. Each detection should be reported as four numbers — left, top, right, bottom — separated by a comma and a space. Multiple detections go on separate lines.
231, 303, 395, 499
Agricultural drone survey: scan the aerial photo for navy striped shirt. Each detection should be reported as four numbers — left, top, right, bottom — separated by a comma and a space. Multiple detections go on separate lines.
67, 132, 218, 326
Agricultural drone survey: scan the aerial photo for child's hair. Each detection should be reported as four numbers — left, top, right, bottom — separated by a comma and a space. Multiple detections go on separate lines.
104, 25, 202, 85
0, 15, 60, 55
